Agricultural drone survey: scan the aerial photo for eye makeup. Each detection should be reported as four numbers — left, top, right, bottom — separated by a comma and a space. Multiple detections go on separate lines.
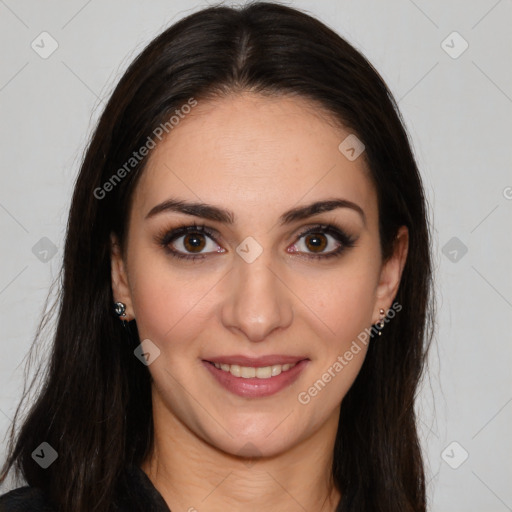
153, 221, 357, 262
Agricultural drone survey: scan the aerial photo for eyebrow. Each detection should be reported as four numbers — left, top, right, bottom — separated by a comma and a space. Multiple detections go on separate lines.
145, 197, 366, 226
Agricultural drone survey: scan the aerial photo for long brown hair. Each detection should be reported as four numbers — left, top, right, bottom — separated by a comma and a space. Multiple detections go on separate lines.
1, 2, 434, 511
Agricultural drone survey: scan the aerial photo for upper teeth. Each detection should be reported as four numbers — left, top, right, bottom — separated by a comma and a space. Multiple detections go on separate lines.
213, 362, 298, 379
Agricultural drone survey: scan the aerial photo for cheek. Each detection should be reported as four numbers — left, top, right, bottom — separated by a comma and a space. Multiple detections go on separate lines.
302, 259, 379, 341
128, 252, 219, 348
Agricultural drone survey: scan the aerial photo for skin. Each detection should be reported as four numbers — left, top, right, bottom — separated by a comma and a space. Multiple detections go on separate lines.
111, 92, 408, 512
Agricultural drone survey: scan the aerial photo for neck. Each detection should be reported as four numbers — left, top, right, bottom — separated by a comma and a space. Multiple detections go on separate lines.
142, 392, 342, 512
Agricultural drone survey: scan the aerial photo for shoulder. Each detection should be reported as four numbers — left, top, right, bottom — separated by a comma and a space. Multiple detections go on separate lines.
0, 485, 55, 511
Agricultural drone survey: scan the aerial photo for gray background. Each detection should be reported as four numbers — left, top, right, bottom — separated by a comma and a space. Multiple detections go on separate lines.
1, 1, 511, 510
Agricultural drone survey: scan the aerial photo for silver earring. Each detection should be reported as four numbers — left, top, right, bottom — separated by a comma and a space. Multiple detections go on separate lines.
377, 308, 385, 335
113, 302, 126, 317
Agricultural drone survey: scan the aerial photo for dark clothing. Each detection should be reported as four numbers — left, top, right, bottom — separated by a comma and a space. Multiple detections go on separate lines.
0, 465, 170, 511
0, 465, 343, 510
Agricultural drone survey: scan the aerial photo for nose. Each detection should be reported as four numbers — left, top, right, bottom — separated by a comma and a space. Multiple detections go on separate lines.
220, 247, 294, 342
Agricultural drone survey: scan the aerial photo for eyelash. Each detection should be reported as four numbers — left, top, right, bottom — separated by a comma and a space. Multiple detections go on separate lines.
155, 222, 356, 262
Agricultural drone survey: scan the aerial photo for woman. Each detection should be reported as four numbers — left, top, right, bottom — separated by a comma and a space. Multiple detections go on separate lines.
0, 2, 434, 511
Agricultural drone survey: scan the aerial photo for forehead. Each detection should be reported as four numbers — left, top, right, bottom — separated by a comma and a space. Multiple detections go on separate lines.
132, 93, 376, 225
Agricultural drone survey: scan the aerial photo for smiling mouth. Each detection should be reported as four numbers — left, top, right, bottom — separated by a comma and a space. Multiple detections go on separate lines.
205, 360, 299, 379
202, 358, 310, 398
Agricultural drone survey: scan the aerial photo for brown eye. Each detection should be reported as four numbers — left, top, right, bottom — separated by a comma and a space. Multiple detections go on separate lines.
158, 225, 226, 261
182, 233, 207, 253
304, 233, 328, 253
288, 224, 357, 260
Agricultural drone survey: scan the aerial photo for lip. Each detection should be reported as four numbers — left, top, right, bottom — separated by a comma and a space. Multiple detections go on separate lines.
204, 354, 308, 367
202, 358, 310, 398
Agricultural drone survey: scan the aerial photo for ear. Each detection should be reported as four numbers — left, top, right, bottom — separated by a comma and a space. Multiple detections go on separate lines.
373, 225, 408, 322
110, 232, 134, 321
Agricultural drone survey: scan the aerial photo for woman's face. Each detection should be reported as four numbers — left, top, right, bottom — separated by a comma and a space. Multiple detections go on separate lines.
111, 92, 407, 458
